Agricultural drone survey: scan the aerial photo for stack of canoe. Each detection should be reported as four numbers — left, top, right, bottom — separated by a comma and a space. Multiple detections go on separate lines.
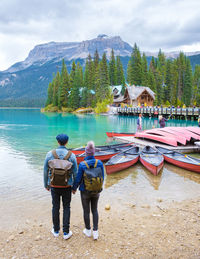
135, 127, 200, 146
107, 127, 200, 147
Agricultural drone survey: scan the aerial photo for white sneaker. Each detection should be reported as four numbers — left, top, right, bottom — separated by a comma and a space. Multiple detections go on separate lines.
51, 228, 59, 237
63, 230, 72, 240
93, 230, 99, 240
83, 228, 92, 237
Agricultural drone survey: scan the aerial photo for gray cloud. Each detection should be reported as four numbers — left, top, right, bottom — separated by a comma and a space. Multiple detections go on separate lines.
0, 0, 200, 70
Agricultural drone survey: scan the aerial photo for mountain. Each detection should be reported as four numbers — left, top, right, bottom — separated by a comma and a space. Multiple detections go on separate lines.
0, 34, 199, 107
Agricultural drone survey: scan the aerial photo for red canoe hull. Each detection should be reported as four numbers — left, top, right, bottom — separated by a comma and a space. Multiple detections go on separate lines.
106, 132, 135, 138
135, 132, 178, 146
105, 156, 139, 174
163, 155, 200, 173
139, 157, 164, 176
71, 142, 133, 155
76, 152, 119, 164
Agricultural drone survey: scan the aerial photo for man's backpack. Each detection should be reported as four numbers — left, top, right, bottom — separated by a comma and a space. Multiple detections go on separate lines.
48, 150, 73, 187
83, 159, 103, 193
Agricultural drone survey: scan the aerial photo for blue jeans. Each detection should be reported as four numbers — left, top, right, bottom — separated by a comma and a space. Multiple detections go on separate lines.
51, 187, 72, 233
80, 191, 100, 231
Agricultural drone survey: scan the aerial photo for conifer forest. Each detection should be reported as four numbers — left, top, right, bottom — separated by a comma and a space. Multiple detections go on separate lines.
45, 44, 200, 111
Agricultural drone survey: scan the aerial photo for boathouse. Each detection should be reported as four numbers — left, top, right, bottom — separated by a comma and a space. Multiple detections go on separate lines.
113, 85, 155, 107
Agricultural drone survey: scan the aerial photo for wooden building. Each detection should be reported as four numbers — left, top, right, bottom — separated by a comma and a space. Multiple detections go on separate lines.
113, 85, 155, 107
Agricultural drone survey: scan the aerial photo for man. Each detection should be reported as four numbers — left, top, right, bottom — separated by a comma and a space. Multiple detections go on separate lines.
44, 134, 77, 240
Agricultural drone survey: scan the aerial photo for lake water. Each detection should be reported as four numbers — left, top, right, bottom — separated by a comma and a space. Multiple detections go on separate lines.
1, 108, 200, 206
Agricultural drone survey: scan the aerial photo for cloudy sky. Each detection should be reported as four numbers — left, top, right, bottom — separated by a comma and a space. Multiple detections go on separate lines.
0, 0, 199, 70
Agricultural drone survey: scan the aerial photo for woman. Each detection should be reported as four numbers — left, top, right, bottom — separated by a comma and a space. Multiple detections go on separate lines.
72, 141, 104, 240
159, 115, 168, 128
137, 113, 142, 132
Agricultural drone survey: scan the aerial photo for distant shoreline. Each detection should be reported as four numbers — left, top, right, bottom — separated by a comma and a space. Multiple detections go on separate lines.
0, 107, 41, 109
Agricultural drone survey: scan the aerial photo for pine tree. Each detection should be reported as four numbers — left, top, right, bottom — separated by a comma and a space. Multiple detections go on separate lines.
176, 52, 186, 101
141, 53, 148, 86
183, 59, 192, 106
109, 49, 117, 85
116, 56, 125, 84
127, 43, 142, 85
93, 49, 99, 70
171, 60, 178, 106
45, 82, 53, 106
69, 62, 82, 109
98, 52, 110, 100
70, 61, 76, 86
58, 59, 70, 108
165, 59, 173, 103
52, 71, 61, 107
193, 65, 200, 105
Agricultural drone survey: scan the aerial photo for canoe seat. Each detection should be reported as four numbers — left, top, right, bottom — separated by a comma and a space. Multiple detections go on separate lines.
142, 151, 157, 154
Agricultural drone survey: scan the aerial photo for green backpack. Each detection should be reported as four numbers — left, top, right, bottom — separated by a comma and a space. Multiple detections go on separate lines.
83, 159, 103, 193
48, 150, 72, 187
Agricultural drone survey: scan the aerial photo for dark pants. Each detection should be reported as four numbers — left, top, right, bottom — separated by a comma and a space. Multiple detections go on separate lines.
51, 187, 72, 233
80, 191, 100, 231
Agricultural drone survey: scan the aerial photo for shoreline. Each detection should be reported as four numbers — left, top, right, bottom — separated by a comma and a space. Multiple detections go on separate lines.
1, 193, 200, 258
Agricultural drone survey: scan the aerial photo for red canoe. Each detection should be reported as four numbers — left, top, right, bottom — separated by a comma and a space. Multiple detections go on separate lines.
186, 127, 200, 137
76, 145, 135, 164
105, 146, 140, 174
145, 128, 186, 145
155, 146, 200, 173
140, 146, 164, 176
135, 132, 178, 146
167, 127, 200, 141
71, 142, 133, 155
106, 132, 135, 138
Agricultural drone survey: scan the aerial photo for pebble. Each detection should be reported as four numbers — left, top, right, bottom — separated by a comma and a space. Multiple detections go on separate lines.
141, 205, 151, 209
9, 235, 15, 241
35, 235, 41, 241
105, 204, 111, 210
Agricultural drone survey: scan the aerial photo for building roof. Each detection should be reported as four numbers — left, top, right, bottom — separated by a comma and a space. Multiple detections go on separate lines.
113, 95, 124, 103
127, 85, 155, 100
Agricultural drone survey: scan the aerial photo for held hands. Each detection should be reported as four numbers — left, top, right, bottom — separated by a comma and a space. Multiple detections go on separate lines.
72, 190, 76, 195
45, 186, 50, 191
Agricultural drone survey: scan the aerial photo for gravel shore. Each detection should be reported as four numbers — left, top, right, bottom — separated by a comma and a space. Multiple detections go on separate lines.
1, 193, 200, 259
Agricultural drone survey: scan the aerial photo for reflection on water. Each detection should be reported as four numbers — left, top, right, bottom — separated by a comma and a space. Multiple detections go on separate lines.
138, 165, 163, 190
165, 163, 200, 185
1, 109, 200, 206
104, 165, 137, 188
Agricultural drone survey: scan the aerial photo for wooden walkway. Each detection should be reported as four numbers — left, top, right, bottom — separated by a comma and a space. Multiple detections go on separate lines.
117, 107, 200, 120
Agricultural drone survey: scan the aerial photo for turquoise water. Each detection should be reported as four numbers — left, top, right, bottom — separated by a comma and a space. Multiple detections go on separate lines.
1, 108, 200, 204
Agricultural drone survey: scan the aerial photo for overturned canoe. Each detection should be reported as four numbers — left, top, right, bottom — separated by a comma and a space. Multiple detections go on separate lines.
155, 146, 200, 173
140, 146, 164, 176
135, 132, 178, 146
145, 128, 186, 145
105, 146, 140, 174
106, 132, 135, 138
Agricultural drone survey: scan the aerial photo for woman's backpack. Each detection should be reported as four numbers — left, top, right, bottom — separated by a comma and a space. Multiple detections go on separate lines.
83, 159, 103, 193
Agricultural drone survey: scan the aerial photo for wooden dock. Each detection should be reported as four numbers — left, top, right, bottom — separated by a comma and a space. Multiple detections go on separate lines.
113, 136, 200, 153
117, 107, 200, 120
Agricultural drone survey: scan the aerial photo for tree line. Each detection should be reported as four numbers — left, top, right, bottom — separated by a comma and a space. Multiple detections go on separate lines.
45, 44, 200, 111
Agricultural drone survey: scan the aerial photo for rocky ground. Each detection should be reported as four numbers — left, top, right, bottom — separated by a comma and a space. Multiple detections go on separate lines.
0, 194, 200, 259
